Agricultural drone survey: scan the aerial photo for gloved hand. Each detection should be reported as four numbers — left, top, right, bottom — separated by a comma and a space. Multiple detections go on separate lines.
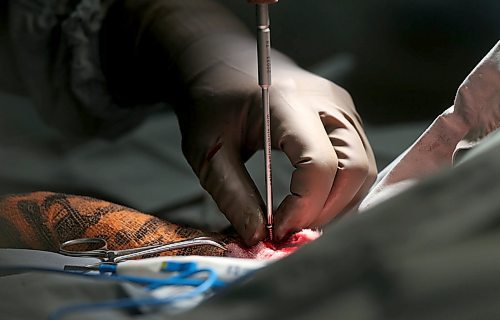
359, 41, 500, 211
104, 0, 376, 245
175, 38, 377, 245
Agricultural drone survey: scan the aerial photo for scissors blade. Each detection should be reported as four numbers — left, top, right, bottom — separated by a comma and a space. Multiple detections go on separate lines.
113, 237, 227, 263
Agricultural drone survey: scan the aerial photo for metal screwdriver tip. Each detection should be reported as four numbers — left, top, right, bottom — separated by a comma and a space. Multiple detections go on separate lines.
266, 224, 273, 241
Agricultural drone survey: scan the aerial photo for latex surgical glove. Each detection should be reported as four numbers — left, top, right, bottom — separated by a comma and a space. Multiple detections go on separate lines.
360, 41, 500, 211
175, 42, 376, 244
103, 0, 376, 245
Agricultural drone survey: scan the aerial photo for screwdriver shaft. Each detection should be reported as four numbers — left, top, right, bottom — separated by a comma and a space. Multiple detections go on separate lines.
255, 4, 273, 240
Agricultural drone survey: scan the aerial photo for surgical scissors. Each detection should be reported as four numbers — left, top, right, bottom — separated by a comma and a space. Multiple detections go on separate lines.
59, 237, 227, 264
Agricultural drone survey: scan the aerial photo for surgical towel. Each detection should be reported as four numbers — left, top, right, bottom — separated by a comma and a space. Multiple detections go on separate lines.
0, 192, 229, 256
0, 192, 318, 258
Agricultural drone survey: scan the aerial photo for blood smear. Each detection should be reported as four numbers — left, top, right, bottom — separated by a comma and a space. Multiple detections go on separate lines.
225, 229, 321, 260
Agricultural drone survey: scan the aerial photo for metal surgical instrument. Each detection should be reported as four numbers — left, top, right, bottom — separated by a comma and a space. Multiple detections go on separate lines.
248, 0, 278, 241
59, 236, 227, 264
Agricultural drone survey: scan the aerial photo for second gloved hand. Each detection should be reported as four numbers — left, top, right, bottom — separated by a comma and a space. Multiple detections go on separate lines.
176, 44, 377, 245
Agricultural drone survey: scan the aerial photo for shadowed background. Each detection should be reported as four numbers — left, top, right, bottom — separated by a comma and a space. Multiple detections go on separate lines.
218, 0, 500, 124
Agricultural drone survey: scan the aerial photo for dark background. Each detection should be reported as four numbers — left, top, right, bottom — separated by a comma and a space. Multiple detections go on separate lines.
217, 0, 500, 124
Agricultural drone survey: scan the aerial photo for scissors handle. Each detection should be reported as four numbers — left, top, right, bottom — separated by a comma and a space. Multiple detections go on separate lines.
59, 237, 167, 260
59, 238, 109, 258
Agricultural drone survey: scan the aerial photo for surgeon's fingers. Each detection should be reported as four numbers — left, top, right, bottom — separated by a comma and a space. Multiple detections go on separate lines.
313, 111, 376, 226
272, 108, 338, 241
195, 143, 267, 246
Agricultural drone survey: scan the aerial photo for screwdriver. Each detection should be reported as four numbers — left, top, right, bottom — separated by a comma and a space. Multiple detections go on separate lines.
248, 0, 278, 241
